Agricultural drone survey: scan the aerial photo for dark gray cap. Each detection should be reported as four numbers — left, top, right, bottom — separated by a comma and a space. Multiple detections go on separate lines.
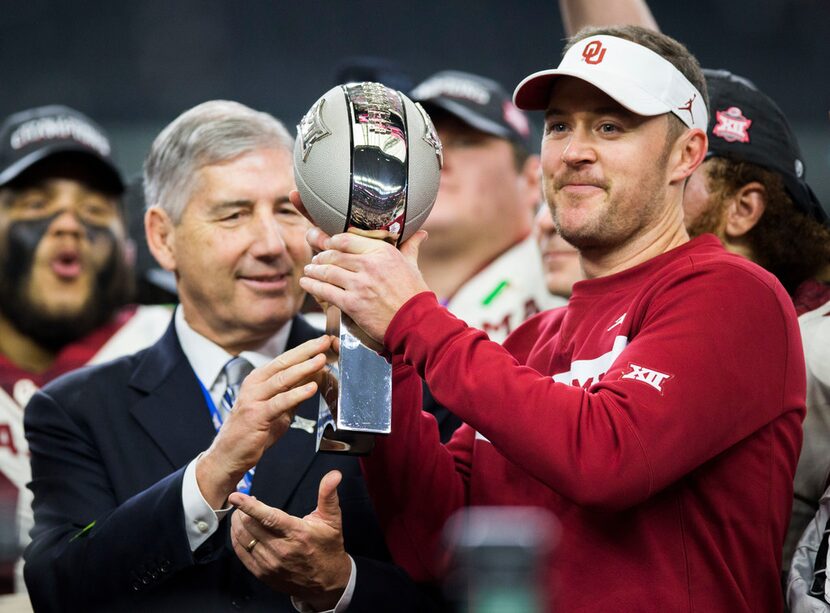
411, 70, 532, 149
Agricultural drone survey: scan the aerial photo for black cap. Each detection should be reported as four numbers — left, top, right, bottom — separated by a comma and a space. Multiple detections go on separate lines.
0, 105, 124, 194
704, 69, 826, 224
410, 70, 532, 149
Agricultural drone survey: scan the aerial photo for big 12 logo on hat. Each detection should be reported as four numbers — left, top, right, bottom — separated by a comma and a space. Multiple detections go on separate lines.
712, 107, 752, 143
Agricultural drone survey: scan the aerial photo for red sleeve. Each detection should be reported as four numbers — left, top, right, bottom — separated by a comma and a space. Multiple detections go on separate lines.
384, 263, 804, 511
360, 353, 470, 582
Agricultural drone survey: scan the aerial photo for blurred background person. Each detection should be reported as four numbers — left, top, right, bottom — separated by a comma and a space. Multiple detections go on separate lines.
681, 70, 830, 302
412, 70, 564, 343
0, 105, 171, 594
534, 205, 582, 300
408, 70, 566, 442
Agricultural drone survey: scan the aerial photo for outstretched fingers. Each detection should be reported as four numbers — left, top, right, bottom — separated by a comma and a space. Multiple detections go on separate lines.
240, 337, 329, 396
254, 352, 327, 402
262, 381, 319, 426
254, 336, 331, 383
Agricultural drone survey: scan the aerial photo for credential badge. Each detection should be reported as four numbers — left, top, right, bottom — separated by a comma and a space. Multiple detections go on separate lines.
297, 98, 332, 162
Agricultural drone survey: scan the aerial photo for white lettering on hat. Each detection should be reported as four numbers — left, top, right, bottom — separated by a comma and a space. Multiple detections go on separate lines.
10, 116, 111, 156
412, 76, 491, 105
712, 107, 752, 144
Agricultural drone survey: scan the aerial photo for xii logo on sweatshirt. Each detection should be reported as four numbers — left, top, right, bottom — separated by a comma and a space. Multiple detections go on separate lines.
621, 363, 673, 394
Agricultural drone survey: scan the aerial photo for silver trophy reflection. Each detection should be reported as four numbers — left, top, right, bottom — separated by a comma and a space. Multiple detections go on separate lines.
297, 81, 441, 454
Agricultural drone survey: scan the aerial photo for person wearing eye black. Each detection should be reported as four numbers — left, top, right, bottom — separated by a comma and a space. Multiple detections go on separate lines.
0, 105, 172, 595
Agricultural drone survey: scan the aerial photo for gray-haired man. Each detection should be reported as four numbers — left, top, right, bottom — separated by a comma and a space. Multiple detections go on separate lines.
24, 100, 434, 612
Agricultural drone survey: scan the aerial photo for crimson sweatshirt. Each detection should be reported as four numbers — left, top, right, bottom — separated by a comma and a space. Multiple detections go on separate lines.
363, 235, 805, 612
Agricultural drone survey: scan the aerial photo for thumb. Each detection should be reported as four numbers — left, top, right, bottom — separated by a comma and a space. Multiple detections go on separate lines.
314, 470, 343, 525
399, 230, 428, 265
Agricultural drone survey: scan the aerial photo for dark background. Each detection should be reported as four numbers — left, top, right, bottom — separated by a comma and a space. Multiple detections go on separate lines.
3, 0, 828, 209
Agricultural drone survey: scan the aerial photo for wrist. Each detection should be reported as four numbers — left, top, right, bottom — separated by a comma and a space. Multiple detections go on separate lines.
196, 451, 243, 509
303, 553, 351, 611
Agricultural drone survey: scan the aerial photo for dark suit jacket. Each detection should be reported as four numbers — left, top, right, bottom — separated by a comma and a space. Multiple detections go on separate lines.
23, 315, 437, 612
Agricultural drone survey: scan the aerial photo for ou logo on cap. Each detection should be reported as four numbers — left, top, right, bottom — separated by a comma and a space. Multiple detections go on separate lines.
582, 40, 606, 65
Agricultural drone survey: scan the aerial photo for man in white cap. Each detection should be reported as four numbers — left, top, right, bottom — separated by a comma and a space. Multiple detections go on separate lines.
554, 4, 830, 602
299, 25, 804, 611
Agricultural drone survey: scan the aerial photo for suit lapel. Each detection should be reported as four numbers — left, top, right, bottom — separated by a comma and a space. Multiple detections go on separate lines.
251, 316, 324, 509
128, 322, 217, 469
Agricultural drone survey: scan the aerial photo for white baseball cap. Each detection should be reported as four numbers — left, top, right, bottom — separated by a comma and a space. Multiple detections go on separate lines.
513, 35, 708, 131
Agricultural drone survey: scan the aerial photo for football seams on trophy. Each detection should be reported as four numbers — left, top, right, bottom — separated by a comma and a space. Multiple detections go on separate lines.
295, 82, 442, 454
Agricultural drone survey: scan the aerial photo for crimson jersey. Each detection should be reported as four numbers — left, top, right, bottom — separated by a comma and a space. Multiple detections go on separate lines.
363, 235, 805, 612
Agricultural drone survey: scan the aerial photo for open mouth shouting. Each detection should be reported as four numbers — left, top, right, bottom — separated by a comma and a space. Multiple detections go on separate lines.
50, 249, 83, 280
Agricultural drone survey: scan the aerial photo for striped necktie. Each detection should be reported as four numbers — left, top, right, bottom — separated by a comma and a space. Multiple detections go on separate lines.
220, 357, 254, 421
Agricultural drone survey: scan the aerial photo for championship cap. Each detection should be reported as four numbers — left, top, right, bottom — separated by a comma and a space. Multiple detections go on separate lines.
513, 35, 708, 132
411, 70, 532, 148
0, 105, 124, 194
704, 69, 827, 224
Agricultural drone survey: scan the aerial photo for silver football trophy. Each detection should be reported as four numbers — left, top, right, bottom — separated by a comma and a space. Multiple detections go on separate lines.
296, 82, 442, 454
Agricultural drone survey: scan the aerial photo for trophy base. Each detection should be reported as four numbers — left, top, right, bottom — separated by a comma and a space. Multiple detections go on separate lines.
318, 427, 377, 456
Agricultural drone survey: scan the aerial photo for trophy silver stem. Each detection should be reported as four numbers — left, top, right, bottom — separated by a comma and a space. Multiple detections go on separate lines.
316, 306, 392, 454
